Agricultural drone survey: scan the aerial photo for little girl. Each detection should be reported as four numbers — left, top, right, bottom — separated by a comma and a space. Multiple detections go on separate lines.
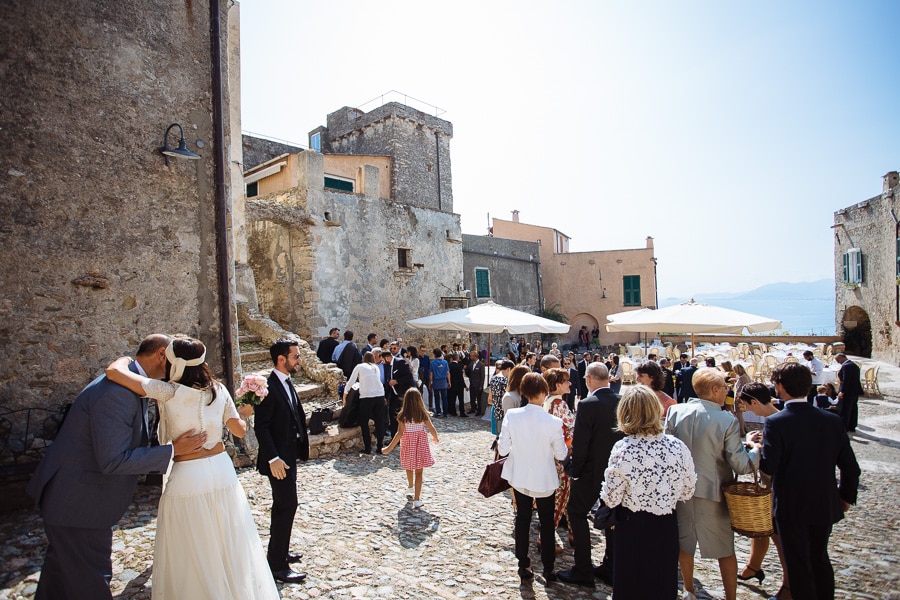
382, 388, 439, 508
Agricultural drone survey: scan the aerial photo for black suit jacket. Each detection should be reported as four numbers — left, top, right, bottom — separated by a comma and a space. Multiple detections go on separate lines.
255, 371, 309, 475
576, 360, 589, 397
316, 337, 339, 364
661, 366, 676, 397
336, 343, 362, 378
677, 366, 697, 401
567, 388, 623, 495
385, 358, 414, 401
761, 401, 860, 525
838, 360, 864, 397
466, 360, 485, 390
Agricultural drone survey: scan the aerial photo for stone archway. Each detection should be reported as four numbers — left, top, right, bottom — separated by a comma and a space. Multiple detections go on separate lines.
569, 312, 600, 352
841, 305, 872, 358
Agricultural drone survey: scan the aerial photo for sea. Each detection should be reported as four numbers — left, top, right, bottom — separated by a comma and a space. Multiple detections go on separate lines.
660, 279, 836, 336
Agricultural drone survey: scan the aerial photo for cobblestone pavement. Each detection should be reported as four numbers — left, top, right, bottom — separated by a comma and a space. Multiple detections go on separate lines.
3, 364, 900, 600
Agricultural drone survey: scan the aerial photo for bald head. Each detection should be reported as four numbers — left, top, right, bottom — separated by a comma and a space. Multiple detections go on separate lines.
586, 361, 609, 382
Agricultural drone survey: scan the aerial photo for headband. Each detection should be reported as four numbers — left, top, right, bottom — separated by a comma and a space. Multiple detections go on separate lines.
165, 340, 206, 383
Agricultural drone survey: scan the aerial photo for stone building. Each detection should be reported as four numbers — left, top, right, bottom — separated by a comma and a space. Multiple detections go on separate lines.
241, 103, 464, 344
491, 212, 658, 348
833, 171, 900, 363
0, 1, 243, 473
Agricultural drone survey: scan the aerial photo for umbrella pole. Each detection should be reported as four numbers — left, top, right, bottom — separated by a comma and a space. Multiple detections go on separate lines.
691, 332, 695, 358
488, 332, 492, 364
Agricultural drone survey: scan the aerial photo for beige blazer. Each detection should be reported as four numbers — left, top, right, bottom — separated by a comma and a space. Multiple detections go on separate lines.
665, 398, 758, 502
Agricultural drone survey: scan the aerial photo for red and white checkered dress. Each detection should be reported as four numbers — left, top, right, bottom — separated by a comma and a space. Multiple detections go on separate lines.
399, 421, 434, 470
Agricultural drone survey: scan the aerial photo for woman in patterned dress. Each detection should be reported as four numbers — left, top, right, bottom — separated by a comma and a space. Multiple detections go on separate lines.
542, 368, 576, 548
382, 388, 438, 508
601, 385, 697, 599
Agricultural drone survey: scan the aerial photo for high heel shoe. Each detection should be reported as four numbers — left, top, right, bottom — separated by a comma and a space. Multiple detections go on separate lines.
737, 567, 765, 583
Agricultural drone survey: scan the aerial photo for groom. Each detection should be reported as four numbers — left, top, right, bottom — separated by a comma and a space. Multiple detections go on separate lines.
255, 338, 309, 584
26, 333, 209, 599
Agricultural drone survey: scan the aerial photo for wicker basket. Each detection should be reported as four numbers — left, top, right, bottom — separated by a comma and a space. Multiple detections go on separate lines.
722, 464, 774, 538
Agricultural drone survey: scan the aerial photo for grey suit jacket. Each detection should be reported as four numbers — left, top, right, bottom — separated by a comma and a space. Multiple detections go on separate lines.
665, 398, 758, 502
26, 364, 173, 529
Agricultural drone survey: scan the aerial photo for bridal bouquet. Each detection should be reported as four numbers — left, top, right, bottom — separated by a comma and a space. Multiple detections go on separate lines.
236, 373, 269, 406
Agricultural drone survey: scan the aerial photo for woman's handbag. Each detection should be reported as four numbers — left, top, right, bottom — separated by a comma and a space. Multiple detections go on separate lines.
592, 502, 619, 530
477, 457, 510, 498
722, 463, 774, 538
338, 384, 361, 428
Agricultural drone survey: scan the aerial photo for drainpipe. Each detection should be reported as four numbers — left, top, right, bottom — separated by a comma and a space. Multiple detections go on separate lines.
209, 0, 235, 394
434, 132, 442, 211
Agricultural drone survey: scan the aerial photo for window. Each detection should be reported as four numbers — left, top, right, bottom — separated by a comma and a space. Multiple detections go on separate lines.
324, 176, 354, 192
475, 268, 491, 298
398, 248, 411, 269
623, 275, 641, 306
842, 248, 864, 284
896, 235, 900, 277
310, 132, 321, 153
246, 181, 258, 198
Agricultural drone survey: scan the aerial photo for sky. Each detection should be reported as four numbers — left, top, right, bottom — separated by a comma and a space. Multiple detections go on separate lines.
239, 0, 900, 299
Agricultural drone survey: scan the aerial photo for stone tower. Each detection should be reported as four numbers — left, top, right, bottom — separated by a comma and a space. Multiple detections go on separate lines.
309, 102, 453, 213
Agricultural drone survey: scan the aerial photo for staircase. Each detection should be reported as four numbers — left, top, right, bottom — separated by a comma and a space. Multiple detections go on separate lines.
238, 334, 327, 401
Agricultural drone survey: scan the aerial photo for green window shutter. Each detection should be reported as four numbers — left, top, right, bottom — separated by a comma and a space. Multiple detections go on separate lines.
623, 275, 641, 306
324, 176, 354, 192
843, 252, 849, 283
475, 269, 490, 298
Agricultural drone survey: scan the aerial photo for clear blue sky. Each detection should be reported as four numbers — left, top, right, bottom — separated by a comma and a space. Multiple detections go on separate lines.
239, 0, 900, 299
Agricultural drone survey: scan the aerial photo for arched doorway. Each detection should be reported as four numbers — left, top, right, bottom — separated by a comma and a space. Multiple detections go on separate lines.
841, 306, 872, 358
570, 312, 600, 352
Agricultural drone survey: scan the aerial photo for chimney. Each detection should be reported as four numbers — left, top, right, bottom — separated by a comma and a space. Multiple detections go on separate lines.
512, 210, 520, 223
646, 236, 654, 249
884, 171, 899, 194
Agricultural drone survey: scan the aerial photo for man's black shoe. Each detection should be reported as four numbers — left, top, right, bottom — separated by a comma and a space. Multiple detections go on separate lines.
272, 569, 306, 584
556, 568, 594, 588
287, 552, 303, 563
593, 564, 613, 585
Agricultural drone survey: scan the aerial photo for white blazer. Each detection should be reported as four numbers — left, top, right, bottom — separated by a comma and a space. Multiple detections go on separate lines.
498, 404, 568, 495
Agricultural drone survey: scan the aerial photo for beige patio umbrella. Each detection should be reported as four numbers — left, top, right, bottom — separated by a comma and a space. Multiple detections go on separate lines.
605, 300, 782, 357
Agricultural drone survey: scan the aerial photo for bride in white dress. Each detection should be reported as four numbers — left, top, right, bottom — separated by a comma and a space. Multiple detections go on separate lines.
106, 337, 279, 600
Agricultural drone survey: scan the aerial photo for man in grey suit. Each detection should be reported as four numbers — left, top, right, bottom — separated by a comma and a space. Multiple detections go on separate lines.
26, 334, 208, 599
665, 368, 761, 600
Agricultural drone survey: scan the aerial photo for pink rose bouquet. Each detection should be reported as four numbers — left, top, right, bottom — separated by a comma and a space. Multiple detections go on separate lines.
236, 373, 269, 406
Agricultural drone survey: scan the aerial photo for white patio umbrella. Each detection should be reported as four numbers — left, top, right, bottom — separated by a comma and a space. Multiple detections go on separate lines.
605, 300, 782, 356
407, 301, 569, 359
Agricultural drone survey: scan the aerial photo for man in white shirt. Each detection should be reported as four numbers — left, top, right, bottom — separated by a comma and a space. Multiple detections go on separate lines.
803, 350, 825, 402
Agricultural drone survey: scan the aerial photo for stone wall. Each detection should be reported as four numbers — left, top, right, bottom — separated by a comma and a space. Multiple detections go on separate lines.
246, 151, 464, 347
242, 135, 304, 172
0, 0, 241, 464
462, 234, 542, 313
316, 103, 453, 213
833, 172, 900, 364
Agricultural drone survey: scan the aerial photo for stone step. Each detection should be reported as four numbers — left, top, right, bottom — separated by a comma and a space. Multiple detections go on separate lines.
239, 334, 262, 343
296, 382, 326, 401
241, 349, 270, 363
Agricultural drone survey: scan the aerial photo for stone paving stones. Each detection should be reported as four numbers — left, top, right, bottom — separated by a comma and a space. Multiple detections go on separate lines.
2, 385, 900, 599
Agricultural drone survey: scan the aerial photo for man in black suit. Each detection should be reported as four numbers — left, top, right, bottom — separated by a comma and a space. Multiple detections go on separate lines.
465, 350, 485, 415
761, 363, 860, 600
315, 327, 340, 364
835, 353, 863, 432
382, 350, 414, 439
676, 358, 699, 402
659, 357, 676, 398
577, 351, 591, 398
255, 339, 309, 584
557, 362, 623, 588
334, 330, 362, 378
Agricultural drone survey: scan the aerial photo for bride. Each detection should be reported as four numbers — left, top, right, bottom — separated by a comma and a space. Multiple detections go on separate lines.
107, 337, 279, 599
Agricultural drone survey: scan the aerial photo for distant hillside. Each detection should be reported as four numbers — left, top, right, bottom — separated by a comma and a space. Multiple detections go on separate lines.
660, 279, 836, 335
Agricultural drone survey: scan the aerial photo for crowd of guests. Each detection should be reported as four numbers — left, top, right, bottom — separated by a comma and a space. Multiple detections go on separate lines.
494, 341, 862, 600
25, 329, 864, 600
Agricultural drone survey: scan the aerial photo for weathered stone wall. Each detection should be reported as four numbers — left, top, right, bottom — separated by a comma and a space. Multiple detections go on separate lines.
462, 234, 542, 313
0, 0, 240, 461
246, 151, 464, 348
318, 103, 453, 213
833, 172, 900, 364
242, 135, 304, 171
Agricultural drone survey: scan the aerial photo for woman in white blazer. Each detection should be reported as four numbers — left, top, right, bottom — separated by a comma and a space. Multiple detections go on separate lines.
498, 372, 569, 583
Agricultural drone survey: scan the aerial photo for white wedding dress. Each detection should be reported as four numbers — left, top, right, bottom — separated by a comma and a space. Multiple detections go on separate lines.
144, 379, 279, 600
